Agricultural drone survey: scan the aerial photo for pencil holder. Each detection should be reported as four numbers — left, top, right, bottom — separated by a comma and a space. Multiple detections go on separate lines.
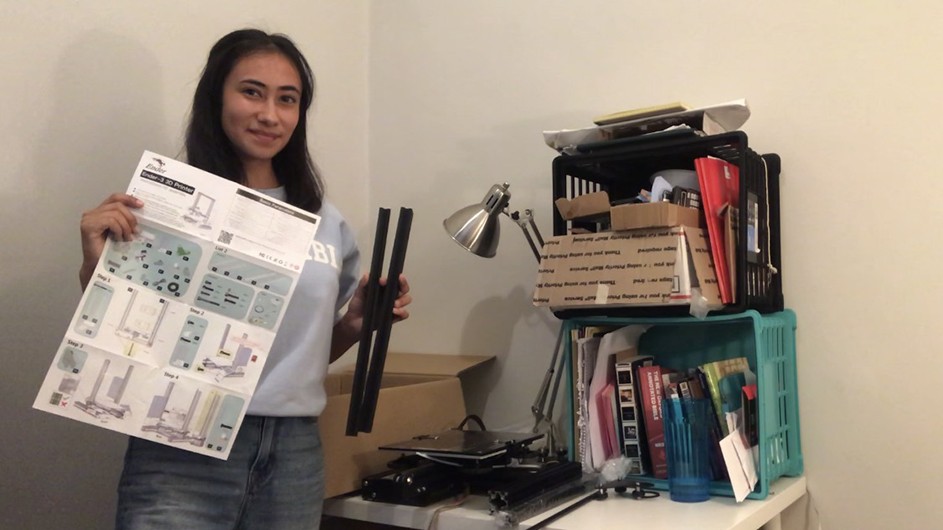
663, 398, 713, 502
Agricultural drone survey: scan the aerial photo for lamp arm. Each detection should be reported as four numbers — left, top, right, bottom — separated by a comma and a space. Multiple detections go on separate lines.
508, 208, 544, 262
531, 323, 564, 426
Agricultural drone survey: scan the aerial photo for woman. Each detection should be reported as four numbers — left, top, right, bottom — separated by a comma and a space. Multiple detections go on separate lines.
79, 29, 410, 529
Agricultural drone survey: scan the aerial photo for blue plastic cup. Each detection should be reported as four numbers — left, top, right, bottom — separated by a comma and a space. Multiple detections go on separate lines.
663, 398, 713, 502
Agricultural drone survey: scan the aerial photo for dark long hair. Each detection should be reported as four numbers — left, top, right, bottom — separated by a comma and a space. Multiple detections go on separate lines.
185, 29, 324, 213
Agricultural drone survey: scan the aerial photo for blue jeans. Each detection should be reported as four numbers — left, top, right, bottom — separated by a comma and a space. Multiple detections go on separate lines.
116, 416, 324, 530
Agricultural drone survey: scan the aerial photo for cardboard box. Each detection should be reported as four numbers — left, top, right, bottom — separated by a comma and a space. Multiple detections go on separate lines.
320, 352, 493, 498
609, 202, 701, 231
533, 227, 721, 309
554, 191, 611, 221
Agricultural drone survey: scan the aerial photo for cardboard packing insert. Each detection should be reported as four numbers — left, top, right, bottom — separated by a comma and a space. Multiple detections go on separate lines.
532, 227, 720, 309
319, 352, 493, 498
555, 192, 701, 232
554, 191, 611, 221
609, 201, 701, 231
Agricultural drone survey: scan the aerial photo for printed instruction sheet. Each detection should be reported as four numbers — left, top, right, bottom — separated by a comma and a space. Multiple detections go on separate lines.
33, 151, 320, 459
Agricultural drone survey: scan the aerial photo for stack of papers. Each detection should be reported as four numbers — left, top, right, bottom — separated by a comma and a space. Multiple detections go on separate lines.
543, 98, 751, 154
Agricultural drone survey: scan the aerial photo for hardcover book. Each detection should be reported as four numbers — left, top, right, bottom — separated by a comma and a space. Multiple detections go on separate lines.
637, 364, 667, 479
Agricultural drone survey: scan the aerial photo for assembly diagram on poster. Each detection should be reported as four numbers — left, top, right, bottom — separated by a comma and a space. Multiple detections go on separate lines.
34, 151, 320, 459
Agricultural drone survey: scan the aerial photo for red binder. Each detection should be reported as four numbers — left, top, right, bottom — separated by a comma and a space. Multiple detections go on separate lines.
694, 157, 739, 304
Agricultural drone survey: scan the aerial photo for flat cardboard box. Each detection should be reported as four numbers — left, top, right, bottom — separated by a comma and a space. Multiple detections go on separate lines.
554, 191, 611, 221
320, 352, 493, 498
532, 227, 721, 309
609, 202, 701, 231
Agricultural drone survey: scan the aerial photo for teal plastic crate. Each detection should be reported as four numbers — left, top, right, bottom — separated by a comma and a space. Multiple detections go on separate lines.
563, 309, 802, 499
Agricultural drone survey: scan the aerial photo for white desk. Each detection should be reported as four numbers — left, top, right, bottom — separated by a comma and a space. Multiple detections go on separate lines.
323, 475, 806, 530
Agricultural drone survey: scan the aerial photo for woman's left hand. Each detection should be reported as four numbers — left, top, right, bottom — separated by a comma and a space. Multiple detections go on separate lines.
348, 273, 411, 326
332, 274, 412, 360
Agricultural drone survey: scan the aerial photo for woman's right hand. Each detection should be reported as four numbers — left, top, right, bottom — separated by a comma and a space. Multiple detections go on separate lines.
79, 193, 143, 289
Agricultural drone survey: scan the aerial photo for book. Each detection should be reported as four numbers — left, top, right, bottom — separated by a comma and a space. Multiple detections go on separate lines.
636, 364, 667, 479
719, 372, 747, 417
610, 381, 623, 451
661, 371, 684, 421
592, 102, 691, 126
742, 384, 759, 446
700, 357, 751, 436
679, 372, 729, 479
677, 373, 711, 425
614, 353, 653, 475
596, 382, 620, 462
694, 367, 730, 480
588, 338, 620, 470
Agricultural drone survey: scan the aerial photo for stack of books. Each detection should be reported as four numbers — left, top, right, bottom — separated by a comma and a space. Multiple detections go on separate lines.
569, 324, 759, 483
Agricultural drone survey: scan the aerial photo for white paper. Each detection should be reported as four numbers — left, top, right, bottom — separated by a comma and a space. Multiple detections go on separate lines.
33, 151, 320, 459
725, 410, 741, 435
543, 98, 751, 152
719, 428, 759, 502
597, 324, 649, 357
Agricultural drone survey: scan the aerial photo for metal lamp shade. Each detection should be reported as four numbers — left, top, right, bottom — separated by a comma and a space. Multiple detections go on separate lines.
443, 183, 512, 258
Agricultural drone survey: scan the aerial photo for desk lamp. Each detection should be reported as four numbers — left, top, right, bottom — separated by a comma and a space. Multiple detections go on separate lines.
443, 183, 544, 262
444, 183, 566, 454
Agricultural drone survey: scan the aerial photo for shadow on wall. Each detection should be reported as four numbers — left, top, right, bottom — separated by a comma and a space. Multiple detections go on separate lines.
412, 114, 574, 432
0, 30, 171, 530
459, 285, 559, 430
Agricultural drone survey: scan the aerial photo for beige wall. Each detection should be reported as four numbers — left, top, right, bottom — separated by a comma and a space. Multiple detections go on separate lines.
4, 1, 943, 528
368, 1, 943, 529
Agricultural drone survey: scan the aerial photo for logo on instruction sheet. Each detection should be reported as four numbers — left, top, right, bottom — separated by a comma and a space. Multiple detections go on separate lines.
146, 158, 167, 174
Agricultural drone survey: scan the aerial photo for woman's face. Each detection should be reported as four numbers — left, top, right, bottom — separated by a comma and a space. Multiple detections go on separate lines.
220, 51, 302, 167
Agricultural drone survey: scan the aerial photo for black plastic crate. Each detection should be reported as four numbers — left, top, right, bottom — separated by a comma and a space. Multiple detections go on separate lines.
549, 131, 782, 318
